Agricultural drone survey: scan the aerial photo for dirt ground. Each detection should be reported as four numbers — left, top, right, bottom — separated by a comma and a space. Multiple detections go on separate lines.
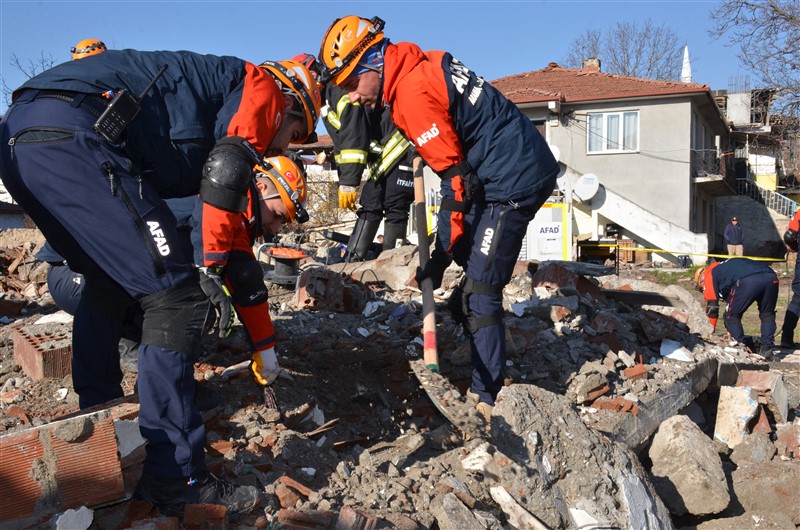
1, 229, 798, 529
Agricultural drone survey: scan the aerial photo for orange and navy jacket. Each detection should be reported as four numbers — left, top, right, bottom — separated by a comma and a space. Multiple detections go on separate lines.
197, 187, 275, 351
16, 49, 285, 198
382, 42, 560, 247
785, 209, 800, 251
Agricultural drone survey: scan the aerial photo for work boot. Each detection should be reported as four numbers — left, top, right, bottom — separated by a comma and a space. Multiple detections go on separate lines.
134, 469, 259, 517
346, 217, 381, 262
465, 389, 494, 423
757, 346, 774, 359
382, 222, 408, 252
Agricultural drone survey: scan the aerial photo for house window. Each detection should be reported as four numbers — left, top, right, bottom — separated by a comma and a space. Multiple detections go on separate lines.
587, 111, 639, 153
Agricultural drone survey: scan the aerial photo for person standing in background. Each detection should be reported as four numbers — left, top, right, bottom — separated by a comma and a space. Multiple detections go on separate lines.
724, 216, 744, 256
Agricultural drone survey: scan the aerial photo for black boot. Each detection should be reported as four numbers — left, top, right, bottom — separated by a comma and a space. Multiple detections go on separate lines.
346, 218, 380, 261
135, 469, 259, 517
780, 310, 799, 348
382, 222, 408, 252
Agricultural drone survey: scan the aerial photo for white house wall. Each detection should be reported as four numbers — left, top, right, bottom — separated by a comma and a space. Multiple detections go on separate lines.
532, 97, 695, 231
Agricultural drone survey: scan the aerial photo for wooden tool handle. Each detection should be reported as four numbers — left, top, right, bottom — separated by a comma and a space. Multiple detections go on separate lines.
413, 157, 438, 372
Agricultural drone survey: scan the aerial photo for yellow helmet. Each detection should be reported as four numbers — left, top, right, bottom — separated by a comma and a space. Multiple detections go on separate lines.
256, 156, 309, 224
260, 60, 322, 144
71, 39, 106, 60
318, 16, 385, 85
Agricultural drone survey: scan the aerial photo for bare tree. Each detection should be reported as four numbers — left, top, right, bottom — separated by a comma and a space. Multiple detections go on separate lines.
709, 0, 800, 115
561, 19, 683, 80
1, 51, 56, 108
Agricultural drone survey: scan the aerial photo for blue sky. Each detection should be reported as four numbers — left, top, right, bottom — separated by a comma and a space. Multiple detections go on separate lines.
1, 0, 745, 122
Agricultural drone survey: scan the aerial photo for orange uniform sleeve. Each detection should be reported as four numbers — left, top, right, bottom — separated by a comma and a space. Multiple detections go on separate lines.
226, 62, 284, 153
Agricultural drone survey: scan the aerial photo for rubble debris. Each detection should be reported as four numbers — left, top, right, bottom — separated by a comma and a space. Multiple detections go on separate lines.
12, 323, 72, 380
714, 385, 760, 449
737, 369, 789, 423
731, 461, 800, 525
649, 415, 729, 516
490, 385, 674, 530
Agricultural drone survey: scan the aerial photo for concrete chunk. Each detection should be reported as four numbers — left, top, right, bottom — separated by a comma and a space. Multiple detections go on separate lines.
714, 386, 759, 449
649, 415, 729, 516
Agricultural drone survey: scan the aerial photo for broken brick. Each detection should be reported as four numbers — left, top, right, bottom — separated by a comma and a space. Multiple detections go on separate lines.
335, 505, 377, 530
276, 508, 336, 528
623, 364, 648, 381
749, 405, 772, 434
586, 384, 611, 401
774, 423, 799, 459
278, 475, 313, 497
592, 397, 639, 416
183, 504, 227, 530
275, 483, 301, 509
12, 325, 72, 380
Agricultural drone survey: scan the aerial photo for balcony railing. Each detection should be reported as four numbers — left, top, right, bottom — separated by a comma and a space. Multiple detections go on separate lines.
737, 178, 797, 217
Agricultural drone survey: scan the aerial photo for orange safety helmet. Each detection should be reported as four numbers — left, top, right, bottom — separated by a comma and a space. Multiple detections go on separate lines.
71, 39, 106, 60
260, 60, 322, 145
318, 16, 385, 85
694, 266, 706, 291
256, 155, 309, 224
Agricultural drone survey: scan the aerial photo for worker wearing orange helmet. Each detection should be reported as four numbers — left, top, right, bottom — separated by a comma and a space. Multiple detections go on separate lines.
318, 16, 560, 416
71, 39, 106, 60
195, 155, 308, 387
696, 258, 778, 355
0, 50, 320, 518
779, 208, 800, 348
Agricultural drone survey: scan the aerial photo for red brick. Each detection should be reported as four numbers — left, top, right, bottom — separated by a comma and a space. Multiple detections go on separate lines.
278, 475, 313, 497
12, 325, 72, 380
586, 384, 611, 401
623, 364, 648, 381
183, 504, 228, 530
276, 509, 336, 528
774, 423, 799, 459
335, 506, 377, 530
0, 412, 125, 525
749, 405, 772, 434
275, 483, 301, 509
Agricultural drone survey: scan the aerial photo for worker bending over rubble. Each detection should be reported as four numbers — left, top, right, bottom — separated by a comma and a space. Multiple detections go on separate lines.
696, 258, 778, 356
318, 16, 560, 419
193, 155, 308, 386
0, 50, 320, 518
780, 208, 800, 349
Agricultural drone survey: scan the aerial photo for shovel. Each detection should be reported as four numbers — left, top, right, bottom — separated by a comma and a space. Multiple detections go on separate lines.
409, 157, 486, 440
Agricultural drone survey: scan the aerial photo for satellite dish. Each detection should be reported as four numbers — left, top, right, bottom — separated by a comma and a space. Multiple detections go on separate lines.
548, 144, 560, 163
555, 162, 568, 191
573, 173, 599, 202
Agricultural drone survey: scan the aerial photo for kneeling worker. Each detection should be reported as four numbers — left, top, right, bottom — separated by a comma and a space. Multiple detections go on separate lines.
696, 258, 778, 355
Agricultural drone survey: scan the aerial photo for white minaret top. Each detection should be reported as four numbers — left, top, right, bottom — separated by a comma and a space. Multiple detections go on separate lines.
681, 45, 692, 83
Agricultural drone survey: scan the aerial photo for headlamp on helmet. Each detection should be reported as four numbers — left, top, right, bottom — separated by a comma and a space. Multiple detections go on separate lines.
318, 16, 385, 85
71, 39, 106, 60
260, 60, 322, 144
257, 156, 309, 224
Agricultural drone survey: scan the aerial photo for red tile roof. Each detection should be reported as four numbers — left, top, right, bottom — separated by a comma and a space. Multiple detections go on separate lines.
491, 63, 711, 104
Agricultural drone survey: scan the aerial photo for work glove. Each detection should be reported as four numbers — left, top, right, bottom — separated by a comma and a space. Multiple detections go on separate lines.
461, 171, 483, 203
415, 248, 452, 290
251, 347, 281, 386
338, 185, 358, 210
705, 300, 719, 331
199, 266, 234, 338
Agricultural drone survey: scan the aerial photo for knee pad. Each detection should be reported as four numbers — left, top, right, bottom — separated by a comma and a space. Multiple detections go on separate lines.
447, 279, 468, 330
458, 278, 503, 335
139, 281, 208, 358
226, 252, 268, 307
759, 311, 776, 322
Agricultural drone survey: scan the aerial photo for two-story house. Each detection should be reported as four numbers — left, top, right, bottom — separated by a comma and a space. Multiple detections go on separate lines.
491, 59, 732, 265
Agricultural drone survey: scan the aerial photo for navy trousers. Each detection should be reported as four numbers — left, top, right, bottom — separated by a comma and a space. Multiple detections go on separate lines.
0, 96, 205, 478
437, 179, 556, 405
724, 271, 778, 348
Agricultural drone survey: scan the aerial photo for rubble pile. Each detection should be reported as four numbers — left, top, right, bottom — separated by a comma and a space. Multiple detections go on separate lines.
0, 235, 798, 529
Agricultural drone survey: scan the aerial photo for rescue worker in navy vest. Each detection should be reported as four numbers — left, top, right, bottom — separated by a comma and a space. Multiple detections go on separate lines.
320, 64, 415, 260
779, 208, 800, 349
696, 259, 778, 356
193, 156, 308, 386
318, 17, 559, 420
0, 51, 320, 518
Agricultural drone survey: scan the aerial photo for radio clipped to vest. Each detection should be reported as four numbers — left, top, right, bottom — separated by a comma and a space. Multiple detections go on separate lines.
94, 64, 168, 143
